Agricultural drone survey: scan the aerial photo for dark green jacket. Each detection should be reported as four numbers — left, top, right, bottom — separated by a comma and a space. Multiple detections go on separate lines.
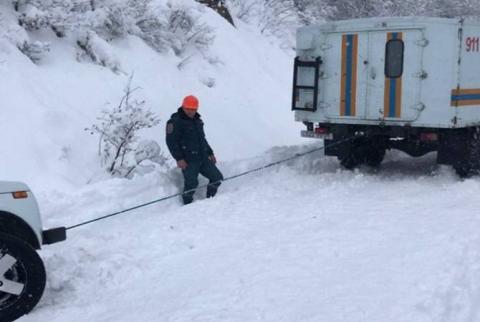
166, 108, 214, 161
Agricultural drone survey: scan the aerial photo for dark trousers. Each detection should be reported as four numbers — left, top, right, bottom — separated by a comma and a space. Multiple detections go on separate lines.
182, 159, 223, 204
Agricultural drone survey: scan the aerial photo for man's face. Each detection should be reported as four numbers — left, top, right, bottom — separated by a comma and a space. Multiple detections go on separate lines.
183, 107, 197, 118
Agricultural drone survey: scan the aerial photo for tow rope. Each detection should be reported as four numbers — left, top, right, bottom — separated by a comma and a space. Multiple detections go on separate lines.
66, 136, 355, 231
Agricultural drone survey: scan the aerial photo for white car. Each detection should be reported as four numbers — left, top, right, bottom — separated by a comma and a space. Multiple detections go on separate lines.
0, 181, 66, 322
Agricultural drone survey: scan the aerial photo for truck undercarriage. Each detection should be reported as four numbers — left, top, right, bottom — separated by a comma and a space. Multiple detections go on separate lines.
304, 122, 480, 177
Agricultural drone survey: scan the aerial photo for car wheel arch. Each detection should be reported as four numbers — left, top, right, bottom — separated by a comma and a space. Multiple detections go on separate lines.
0, 211, 41, 250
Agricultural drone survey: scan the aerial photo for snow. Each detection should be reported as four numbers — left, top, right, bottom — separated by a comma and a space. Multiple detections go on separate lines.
2, 2, 480, 322
20, 149, 480, 322
0, 3, 304, 190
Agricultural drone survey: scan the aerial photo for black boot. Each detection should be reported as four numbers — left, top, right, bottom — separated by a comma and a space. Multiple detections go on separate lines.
182, 194, 193, 205
206, 187, 218, 198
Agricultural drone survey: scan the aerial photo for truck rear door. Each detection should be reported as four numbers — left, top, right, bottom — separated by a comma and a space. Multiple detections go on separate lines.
367, 30, 424, 121
323, 32, 368, 119
322, 29, 424, 122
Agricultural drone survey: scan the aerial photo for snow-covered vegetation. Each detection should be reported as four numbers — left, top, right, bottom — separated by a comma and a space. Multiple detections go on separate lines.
0, 0, 303, 187
12, 0, 216, 65
2, 0, 480, 321
86, 75, 164, 178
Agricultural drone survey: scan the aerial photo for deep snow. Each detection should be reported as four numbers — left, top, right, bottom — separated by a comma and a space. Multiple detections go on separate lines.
2, 1, 480, 322
0, 1, 304, 191
21, 148, 480, 322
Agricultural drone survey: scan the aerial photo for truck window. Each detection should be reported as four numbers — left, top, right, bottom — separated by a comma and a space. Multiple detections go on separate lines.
385, 39, 404, 78
292, 57, 321, 111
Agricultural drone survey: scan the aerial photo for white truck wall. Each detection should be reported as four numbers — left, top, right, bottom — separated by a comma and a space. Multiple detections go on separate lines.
412, 21, 459, 127
455, 22, 480, 127
294, 18, 480, 129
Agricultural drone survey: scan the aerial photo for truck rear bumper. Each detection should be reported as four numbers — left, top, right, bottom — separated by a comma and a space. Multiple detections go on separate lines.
42, 227, 67, 245
301, 130, 333, 140
304, 122, 454, 139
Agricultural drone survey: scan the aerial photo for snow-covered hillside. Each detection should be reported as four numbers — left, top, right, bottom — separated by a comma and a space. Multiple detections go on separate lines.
0, 1, 304, 191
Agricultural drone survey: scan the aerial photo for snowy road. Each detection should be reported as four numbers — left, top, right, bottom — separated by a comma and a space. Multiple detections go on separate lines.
19, 146, 480, 322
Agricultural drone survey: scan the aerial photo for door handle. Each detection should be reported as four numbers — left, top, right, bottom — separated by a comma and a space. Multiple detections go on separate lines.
414, 70, 428, 79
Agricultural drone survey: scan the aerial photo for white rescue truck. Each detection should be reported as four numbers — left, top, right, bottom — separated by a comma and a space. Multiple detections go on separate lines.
0, 181, 66, 322
293, 17, 480, 176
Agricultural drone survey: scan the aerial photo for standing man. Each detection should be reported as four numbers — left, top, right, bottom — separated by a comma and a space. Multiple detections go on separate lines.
166, 95, 224, 205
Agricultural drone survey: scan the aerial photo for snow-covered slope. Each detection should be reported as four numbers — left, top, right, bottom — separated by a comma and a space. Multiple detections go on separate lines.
0, 2, 304, 191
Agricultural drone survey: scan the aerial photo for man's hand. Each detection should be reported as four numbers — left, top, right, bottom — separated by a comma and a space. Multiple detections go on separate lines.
177, 159, 188, 169
208, 155, 217, 164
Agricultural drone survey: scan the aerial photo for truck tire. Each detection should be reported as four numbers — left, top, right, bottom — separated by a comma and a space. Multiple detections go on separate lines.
365, 148, 386, 167
339, 151, 363, 169
338, 138, 365, 169
0, 233, 46, 322
339, 138, 385, 169
454, 127, 480, 178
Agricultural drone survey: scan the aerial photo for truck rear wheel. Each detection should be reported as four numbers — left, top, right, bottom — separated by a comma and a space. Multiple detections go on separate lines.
365, 147, 386, 168
0, 233, 46, 322
339, 149, 364, 169
338, 138, 385, 169
453, 127, 480, 178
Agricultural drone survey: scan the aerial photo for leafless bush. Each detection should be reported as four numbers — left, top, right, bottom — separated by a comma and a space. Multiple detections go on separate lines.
86, 75, 162, 178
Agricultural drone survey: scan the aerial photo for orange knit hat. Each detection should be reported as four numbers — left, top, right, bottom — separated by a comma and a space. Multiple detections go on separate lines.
182, 95, 199, 110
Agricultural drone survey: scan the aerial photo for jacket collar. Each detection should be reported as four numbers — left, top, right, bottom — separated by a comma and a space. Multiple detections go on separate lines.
178, 107, 201, 119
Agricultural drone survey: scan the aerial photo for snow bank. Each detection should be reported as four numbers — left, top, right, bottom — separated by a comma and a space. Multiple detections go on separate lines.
1, 3, 305, 193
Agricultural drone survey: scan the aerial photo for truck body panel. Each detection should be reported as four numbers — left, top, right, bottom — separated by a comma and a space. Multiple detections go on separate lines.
293, 17, 480, 129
